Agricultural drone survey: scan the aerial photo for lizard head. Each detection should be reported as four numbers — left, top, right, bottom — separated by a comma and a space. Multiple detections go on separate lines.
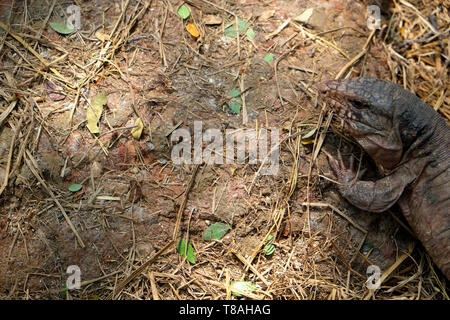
318, 78, 404, 169
318, 78, 399, 134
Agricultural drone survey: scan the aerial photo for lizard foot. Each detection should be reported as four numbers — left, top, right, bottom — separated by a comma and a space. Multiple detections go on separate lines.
327, 150, 363, 185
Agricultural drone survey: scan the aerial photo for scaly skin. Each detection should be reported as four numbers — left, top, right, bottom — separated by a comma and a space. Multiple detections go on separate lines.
319, 78, 450, 279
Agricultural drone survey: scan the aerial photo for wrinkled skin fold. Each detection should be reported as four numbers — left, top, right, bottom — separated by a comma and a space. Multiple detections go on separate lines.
319, 78, 450, 279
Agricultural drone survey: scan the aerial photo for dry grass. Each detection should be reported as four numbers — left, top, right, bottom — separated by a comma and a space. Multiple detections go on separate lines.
0, 0, 448, 300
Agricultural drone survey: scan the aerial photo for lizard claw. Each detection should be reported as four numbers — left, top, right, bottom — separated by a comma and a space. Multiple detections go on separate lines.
348, 154, 355, 172
357, 167, 367, 179
327, 151, 358, 185
325, 151, 339, 179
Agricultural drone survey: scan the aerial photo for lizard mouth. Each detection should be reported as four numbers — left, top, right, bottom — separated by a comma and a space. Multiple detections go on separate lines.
318, 81, 376, 135
326, 96, 356, 120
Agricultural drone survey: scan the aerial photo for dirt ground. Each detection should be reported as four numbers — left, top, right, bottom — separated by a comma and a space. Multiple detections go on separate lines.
0, 0, 448, 299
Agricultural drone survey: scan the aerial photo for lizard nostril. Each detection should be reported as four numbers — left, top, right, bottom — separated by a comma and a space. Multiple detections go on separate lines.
318, 80, 339, 94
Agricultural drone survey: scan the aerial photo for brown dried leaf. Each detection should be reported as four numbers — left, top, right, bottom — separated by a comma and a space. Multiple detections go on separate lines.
204, 14, 222, 25
44, 81, 57, 91
48, 92, 66, 101
95, 30, 110, 42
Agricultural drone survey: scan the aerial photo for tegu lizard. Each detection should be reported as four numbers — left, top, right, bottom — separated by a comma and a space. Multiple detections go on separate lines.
318, 78, 450, 279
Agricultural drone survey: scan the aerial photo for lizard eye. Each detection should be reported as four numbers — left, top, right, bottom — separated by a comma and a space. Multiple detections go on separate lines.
349, 99, 366, 109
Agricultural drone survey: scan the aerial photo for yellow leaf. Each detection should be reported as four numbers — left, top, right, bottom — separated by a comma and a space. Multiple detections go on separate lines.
186, 23, 200, 38
131, 118, 144, 139
86, 92, 107, 134
301, 128, 317, 145
301, 137, 315, 145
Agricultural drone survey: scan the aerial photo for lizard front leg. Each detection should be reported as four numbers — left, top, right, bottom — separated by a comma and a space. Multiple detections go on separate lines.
328, 152, 418, 213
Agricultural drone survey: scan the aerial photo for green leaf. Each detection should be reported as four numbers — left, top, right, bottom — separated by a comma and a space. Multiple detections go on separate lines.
224, 18, 248, 37
228, 100, 241, 114
176, 238, 196, 264
203, 222, 231, 241
263, 234, 275, 255
246, 28, 255, 40
49, 22, 75, 35
230, 281, 257, 297
230, 89, 242, 100
264, 234, 274, 245
177, 5, 191, 19
228, 89, 242, 114
263, 243, 275, 255
68, 183, 83, 192
60, 283, 67, 298
362, 242, 374, 250
264, 53, 274, 63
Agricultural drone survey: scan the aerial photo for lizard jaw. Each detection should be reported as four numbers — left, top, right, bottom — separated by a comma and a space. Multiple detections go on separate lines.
327, 97, 355, 120
318, 81, 356, 117
319, 83, 377, 136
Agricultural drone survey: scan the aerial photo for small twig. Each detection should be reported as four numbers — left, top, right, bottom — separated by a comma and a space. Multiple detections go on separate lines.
149, 271, 160, 300
195, 0, 236, 16
172, 164, 200, 241
232, 249, 271, 287
274, 42, 303, 107
165, 121, 184, 138
17, 222, 29, 262
363, 242, 415, 299
24, 150, 85, 248
304, 103, 328, 235
288, 65, 318, 74
248, 130, 303, 195
293, 23, 350, 60
109, 0, 131, 40
301, 202, 367, 234
108, 240, 175, 299
335, 29, 376, 79
331, 240, 364, 278
184, 207, 195, 262
80, 270, 121, 287
235, 15, 241, 60
72, 125, 137, 168
0, 115, 22, 197
225, 269, 231, 300
0, 100, 17, 127
265, 18, 291, 40
7, 232, 19, 261
0, 20, 72, 86
312, 109, 333, 162
156, 7, 168, 67
239, 76, 247, 125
